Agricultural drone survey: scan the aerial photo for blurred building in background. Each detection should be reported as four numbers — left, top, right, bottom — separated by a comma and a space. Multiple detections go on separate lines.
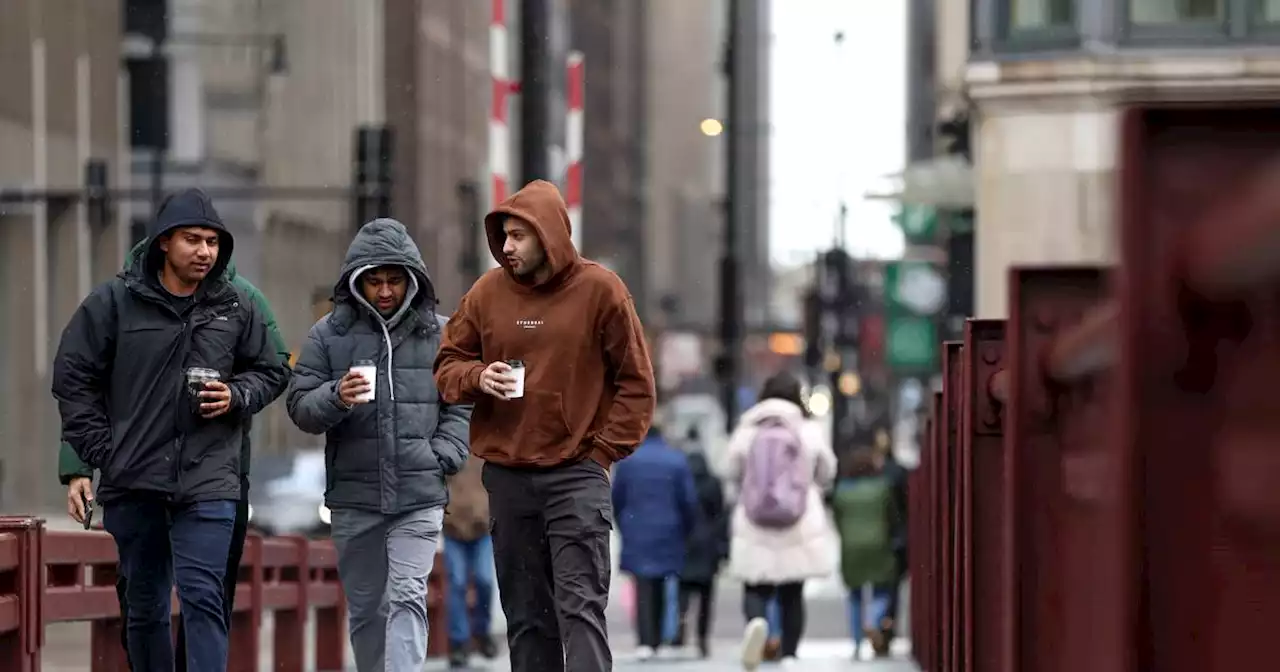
569, 0, 649, 313
964, 0, 1280, 316
0, 0, 126, 512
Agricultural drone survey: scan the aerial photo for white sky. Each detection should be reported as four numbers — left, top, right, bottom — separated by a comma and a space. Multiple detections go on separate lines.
769, 0, 907, 268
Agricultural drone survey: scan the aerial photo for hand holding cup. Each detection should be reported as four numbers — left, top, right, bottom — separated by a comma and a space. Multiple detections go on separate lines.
338, 369, 374, 407
480, 361, 518, 400
199, 380, 233, 418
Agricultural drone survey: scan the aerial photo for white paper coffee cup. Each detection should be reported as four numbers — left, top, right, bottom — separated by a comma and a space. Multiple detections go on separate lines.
505, 359, 526, 399
350, 360, 377, 403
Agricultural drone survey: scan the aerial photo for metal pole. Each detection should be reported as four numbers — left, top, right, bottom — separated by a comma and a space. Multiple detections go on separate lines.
718, 0, 742, 434
519, 0, 550, 182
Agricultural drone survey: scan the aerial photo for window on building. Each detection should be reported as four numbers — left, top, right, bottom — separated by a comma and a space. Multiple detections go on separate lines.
1130, 0, 1222, 24
1008, 0, 1075, 30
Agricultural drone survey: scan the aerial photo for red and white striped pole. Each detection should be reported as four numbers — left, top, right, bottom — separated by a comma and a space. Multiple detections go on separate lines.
489, 0, 512, 208
565, 50, 584, 251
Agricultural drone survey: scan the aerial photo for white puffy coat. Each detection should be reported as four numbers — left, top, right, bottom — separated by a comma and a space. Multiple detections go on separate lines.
724, 398, 839, 585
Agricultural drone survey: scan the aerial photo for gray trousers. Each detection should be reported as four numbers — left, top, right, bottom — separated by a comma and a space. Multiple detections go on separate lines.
330, 506, 444, 672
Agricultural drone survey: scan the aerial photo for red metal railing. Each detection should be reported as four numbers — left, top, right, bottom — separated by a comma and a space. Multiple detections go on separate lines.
912, 103, 1280, 672
0, 517, 447, 671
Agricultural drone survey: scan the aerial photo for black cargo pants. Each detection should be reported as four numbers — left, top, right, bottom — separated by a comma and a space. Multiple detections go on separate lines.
483, 459, 613, 672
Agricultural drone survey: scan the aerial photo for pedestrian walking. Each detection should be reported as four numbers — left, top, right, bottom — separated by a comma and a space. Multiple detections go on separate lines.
287, 218, 472, 672
53, 188, 291, 672
443, 454, 499, 668
724, 372, 838, 669
434, 179, 657, 672
832, 446, 901, 659
59, 229, 289, 672
612, 424, 699, 661
675, 448, 729, 659
876, 437, 909, 646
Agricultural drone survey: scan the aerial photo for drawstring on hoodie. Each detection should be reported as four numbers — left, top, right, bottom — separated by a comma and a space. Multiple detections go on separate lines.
349, 265, 421, 402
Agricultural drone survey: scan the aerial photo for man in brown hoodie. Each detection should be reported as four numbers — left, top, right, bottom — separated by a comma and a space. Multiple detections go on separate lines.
435, 179, 656, 671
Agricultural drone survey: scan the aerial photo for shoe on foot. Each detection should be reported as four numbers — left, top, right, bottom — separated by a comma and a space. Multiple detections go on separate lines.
698, 640, 711, 659
635, 645, 656, 661
447, 646, 469, 669
763, 636, 783, 661
740, 617, 769, 670
472, 634, 499, 659
780, 656, 799, 667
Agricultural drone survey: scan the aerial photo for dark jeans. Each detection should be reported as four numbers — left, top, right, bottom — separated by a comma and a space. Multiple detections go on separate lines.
676, 579, 715, 647
632, 576, 667, 649
483, 460, 613, 672
443, 533, 495, 647
743, 582, 805, 658
105, 496, 238, 672
116, 491, 250, 672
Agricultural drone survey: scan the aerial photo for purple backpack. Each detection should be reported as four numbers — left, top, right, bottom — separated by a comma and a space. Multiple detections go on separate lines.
740, 416, 809, 528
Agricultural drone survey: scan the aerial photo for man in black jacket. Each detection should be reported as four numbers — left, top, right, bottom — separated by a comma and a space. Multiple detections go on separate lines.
52, 188, 291, 672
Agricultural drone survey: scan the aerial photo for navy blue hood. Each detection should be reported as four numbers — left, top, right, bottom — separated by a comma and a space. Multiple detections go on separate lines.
141, 188, 234, 282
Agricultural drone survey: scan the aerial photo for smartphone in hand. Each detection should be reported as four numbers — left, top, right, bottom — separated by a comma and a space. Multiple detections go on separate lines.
82, 493, 93, 530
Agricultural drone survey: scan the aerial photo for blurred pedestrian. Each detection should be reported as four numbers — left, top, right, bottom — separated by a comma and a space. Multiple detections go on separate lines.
53, 188, 291, 672
287, 218, 471, 672
434, 179, 657, 672
876, 438, 909, 646
442, 455, 499, 668
831, 446, 901, 658
612, 425, 699, 660
675, 447, 729, 659
724, 372, 838, 669
59, 225, 289, 672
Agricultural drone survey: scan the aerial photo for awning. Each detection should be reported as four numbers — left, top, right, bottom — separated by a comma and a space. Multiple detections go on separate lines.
865, 154, 974, 209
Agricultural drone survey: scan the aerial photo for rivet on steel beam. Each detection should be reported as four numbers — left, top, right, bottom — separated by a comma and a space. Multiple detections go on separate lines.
982, 345, 1000, 365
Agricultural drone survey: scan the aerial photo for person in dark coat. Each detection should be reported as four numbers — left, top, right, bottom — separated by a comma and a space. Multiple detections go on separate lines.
612, 425, 699, 660
52, 188, 291, 672
287, 217, 472, 672
675, 444, 728, 658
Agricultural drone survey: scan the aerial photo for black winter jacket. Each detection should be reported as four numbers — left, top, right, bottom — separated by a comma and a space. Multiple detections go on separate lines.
52, 189, 292, 503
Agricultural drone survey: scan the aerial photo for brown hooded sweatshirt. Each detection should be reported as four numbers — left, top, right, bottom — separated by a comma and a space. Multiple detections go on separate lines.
434, 180, 656, 469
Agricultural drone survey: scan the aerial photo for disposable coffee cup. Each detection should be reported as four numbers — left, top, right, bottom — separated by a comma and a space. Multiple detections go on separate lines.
185, 367, 221, 415
505, 359, 526, 399
350, 359, 377, 403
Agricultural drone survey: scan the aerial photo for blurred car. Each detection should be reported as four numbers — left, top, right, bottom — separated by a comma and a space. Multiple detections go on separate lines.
247, 450, 331, 538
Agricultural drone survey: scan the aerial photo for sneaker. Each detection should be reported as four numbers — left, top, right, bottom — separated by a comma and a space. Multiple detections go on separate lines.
447, 647, 469, 669
635, 645, 656, 661
473, 634, 499, 659
780, 656, 800, 667
740, 617, 769, 670
763, 636, 782, 661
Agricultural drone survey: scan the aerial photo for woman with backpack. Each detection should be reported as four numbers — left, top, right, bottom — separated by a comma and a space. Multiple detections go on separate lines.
832, 446, 901, 659
724, 372, 838, 669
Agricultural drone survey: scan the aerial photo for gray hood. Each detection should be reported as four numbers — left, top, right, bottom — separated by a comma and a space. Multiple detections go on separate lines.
331, 218, 437, 326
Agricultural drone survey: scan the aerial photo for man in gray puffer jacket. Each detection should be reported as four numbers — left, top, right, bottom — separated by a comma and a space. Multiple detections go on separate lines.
286, 218, 471, 672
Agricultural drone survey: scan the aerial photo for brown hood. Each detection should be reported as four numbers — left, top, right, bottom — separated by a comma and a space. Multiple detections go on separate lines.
484, 179, 580, 287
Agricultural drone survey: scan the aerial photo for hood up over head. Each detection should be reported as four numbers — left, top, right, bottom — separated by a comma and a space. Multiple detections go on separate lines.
483, 179, 580, 288
140, 188, 234, 283
332, 218, 436, 327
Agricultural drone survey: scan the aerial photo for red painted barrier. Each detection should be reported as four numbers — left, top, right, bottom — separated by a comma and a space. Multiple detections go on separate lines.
915, 103, 1280, 672
0, 518, 448, 671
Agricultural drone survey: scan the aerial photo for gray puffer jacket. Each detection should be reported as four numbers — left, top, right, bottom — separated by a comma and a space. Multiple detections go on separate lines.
286, 218, 471, 514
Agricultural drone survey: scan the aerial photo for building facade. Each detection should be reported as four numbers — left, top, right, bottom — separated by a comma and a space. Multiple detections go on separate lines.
569, 0, 650, 315
0, 0, 125, 511
961, 0, 1280, 316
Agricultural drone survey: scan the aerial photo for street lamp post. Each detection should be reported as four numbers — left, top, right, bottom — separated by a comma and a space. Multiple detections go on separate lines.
717, 0, 743, 434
